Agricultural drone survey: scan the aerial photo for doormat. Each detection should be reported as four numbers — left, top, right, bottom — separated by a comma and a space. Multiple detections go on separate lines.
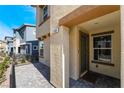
80, 71, 100, 84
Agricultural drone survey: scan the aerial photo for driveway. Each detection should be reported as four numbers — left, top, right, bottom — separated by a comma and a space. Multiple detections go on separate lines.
15, 62, 53, 88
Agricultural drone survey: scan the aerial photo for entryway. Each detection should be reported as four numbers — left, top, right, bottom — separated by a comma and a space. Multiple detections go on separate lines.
68, 8, 120, 88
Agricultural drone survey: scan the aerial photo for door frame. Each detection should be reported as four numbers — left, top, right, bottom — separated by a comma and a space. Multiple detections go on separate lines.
79, 31, 89, 77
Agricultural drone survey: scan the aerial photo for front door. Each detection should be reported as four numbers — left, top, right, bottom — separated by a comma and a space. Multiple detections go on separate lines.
80, 32, 89, 76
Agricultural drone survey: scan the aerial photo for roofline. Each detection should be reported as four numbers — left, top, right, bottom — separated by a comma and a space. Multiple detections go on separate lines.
13, 24, 36, 31
31, 5, 45, 8
31, 5, 36, 7
0, 40, 6, 43
4, 36, 13, 40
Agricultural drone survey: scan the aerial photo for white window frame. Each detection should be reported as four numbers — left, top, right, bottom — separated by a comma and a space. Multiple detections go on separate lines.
93, 34, 113, 63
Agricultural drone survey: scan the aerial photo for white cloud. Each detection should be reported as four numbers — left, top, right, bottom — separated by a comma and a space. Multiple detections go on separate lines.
0, 21, 13, 40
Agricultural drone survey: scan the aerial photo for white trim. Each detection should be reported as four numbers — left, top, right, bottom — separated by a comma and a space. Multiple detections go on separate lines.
92, 34, 113, 63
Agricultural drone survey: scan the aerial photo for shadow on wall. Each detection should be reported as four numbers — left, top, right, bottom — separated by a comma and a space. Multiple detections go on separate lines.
32, 62, 50, 81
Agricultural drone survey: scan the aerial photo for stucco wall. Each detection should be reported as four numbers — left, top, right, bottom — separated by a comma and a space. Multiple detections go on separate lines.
69, 26, 80, 80
37, 19, 50, 38
36, 6, 50, 38
36, 6, 51, 67
50, 5, 81, 87
39, 38, 50, 67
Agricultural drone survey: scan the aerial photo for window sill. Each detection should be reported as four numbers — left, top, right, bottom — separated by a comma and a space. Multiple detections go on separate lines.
92, 60, 114, 66
38, 16, 50, 27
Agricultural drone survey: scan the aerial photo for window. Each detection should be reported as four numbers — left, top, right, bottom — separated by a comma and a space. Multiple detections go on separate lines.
93, 34, 112, 63
43, 5, 48, 21
33, 45, 38, 50
39, 41, 44, 58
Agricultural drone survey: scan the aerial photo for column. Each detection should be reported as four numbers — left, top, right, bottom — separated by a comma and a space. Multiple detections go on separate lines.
50, 25, 69, 88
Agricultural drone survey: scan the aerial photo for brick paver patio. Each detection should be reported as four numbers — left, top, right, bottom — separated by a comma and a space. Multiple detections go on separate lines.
15, 62, 53, 88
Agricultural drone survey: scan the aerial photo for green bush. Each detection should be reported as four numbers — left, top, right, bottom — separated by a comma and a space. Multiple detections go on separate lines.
0, 56, 10, 83
25, 55, 31, 61
21, 58, 26, 63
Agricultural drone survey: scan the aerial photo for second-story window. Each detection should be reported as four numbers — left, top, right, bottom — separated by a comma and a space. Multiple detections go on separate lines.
43, 5, 48, 21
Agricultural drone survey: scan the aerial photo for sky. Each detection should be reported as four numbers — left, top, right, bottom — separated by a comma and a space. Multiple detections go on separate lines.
0, 5, 36, 40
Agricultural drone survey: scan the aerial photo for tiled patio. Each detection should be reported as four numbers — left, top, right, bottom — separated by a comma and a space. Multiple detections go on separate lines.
15, 62, 53, 88
70, 72, 120, 88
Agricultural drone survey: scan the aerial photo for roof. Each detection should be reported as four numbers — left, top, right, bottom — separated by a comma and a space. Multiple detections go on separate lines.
13, 24, 36, 31
31, 5, 44, 8
0, 40, 6, 43
4, 36, 13, 40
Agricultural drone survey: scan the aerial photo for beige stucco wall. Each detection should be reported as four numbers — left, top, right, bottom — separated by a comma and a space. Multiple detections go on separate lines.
39, 37, 50, 67
69, 26, 80, 80
36, 19, 50, 38
36, 6, 50, 38
50, 5, 81, 87
36, 5, 51, 67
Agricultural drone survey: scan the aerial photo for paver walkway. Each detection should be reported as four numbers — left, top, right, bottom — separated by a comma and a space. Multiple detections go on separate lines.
15, 62, 53, 88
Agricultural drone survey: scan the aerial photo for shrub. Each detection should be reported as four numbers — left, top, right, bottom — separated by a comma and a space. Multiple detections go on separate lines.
21, 58, 26, 63
0, 56, 10, 83
25, 55, 31, 61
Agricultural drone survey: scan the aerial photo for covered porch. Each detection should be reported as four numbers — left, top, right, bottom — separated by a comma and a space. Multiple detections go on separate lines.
56, 5, 122, 88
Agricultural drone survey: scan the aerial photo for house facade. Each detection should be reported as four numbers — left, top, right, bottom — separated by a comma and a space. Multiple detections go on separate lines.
4, 36, 13, 55
13, 24, 39, 57
0, 40, 6, 53
36, 5, 50, 66
35, 5, 123, 88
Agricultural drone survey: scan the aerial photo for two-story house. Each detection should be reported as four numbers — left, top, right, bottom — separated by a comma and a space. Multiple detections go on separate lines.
4, 36, 13, 55
13, 24, 39, 58
35, 5, 124, 88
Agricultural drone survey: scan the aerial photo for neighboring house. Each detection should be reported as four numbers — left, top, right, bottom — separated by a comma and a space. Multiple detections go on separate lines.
0, 40, 6, 53
13, 28, 21, 55
13, 24, 39, 57
4, 36, 13, 55
35, 5, 123, 88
